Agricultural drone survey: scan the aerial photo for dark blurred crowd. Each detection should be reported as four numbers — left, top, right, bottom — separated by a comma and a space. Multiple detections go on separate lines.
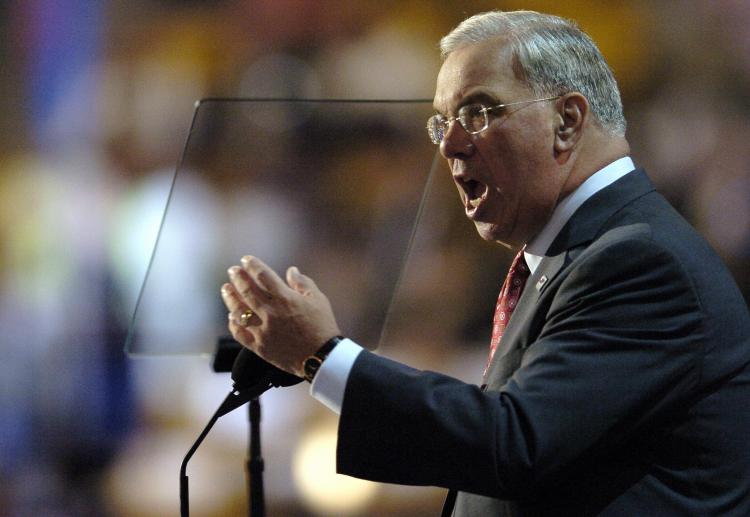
1, 1, 748, 515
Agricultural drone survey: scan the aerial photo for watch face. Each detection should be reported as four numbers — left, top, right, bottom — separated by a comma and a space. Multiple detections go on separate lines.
304, 356, 322, 382
303, 336, 343, 382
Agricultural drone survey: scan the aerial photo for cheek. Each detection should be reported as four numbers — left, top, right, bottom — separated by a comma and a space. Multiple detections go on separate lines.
484, 138, 557, 221
481, 127, 541, 174
481, 147, 534, 199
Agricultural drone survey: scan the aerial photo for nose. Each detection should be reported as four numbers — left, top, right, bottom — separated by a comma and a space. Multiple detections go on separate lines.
439, 119, 474, 160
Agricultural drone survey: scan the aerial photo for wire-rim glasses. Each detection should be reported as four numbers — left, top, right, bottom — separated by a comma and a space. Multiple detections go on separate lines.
426, 96, 561, 145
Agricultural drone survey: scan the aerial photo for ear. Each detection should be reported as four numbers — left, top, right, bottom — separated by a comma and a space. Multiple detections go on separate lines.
553, 92, 588, 154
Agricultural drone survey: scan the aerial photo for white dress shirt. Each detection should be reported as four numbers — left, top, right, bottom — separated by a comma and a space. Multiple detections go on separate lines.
311, 157, 636, 414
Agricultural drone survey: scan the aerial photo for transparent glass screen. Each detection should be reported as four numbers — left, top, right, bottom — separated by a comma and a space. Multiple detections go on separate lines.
124, 99, 440, 355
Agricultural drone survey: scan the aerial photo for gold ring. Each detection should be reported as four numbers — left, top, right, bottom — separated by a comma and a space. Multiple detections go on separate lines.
239, 308, 254, 327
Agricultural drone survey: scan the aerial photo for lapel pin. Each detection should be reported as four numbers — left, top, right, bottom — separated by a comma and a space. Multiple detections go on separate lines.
535, 275, 548, 291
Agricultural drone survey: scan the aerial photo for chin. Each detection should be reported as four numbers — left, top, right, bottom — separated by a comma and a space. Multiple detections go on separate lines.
473, 222, 517, 249
474, 221, 503, 242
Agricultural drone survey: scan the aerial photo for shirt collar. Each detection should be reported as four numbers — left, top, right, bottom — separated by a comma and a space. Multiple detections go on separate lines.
524, 156, 635, 273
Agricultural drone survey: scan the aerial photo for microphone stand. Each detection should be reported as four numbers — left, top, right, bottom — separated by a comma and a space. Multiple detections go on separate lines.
180, 378, 272, 517
180, 405, 221, 517
180, 338, 300, 517
248, 398, 264, 517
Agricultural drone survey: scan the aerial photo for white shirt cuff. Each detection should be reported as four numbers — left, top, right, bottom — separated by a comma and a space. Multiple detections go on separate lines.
309, 338, 363, 414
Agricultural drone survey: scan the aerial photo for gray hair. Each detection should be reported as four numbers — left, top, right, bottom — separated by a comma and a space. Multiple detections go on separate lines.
440, 11, 626, 135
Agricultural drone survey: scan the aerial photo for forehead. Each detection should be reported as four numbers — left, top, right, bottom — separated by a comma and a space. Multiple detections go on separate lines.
433, 38, 527, 113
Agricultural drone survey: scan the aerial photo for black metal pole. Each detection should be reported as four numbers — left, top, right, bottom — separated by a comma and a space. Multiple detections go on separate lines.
180, 406, 222, 517
247, 397, 265, 517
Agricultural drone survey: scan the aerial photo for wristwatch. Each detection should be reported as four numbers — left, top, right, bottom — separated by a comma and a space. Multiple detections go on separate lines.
303, 336, 343, 383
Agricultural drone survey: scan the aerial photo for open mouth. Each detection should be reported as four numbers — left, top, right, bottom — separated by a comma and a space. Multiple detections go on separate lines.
462, 179, 488, 215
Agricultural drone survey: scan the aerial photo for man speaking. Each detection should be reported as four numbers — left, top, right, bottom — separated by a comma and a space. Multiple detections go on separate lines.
221, 10, 750, 516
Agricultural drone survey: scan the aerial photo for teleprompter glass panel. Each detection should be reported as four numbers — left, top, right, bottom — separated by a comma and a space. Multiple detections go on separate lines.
124, 99, 440, 355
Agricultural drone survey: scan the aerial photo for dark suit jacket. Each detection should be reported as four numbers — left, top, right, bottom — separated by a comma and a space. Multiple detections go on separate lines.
335, 169, 750, 516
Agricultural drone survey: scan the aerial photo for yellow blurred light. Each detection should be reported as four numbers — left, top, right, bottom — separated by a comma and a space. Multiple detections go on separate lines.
292, 421, 379, 515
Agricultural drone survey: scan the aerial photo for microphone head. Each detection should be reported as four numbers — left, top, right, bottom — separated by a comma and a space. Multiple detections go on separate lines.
231, 348, 302, 390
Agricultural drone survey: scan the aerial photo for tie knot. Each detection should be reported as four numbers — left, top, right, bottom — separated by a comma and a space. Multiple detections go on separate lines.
510, 249, 530, 278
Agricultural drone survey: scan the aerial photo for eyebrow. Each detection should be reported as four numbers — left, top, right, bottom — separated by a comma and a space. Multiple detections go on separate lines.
434, 91, 501, 116
461, 91, 499, 107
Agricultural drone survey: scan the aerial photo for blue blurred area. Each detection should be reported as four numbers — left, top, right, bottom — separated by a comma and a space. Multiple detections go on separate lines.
26, 0, 105, 143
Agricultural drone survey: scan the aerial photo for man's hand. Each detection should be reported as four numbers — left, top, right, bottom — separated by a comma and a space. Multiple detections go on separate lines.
220, 255, 341, 378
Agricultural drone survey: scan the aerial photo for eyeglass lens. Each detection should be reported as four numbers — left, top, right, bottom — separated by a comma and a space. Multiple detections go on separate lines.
427, 104, 489, 144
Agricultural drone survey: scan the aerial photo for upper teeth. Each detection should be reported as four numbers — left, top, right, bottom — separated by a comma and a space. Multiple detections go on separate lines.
469, 198, 481, 208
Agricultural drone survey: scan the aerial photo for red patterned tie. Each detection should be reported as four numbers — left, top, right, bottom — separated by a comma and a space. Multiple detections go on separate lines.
484, 249, 530, 378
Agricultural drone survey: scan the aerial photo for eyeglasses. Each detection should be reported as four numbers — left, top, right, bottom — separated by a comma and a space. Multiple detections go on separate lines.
426, 96, 561, 145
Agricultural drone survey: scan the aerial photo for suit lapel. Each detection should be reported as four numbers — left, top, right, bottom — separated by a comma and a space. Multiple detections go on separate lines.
483, 169, 657, 386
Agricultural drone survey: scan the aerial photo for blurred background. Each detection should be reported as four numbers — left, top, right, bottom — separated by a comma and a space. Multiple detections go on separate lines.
1, 0, 749, 515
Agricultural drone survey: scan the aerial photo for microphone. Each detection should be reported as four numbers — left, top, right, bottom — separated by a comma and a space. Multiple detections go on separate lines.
217, 348, 303, 417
